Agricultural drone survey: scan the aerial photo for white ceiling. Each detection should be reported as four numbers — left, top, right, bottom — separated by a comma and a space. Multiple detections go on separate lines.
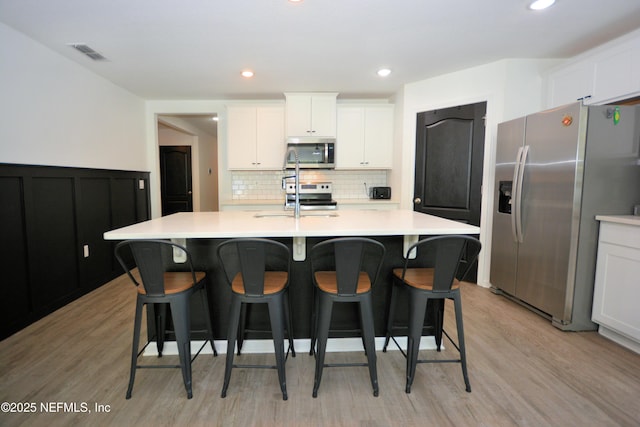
2, 0, 640, 101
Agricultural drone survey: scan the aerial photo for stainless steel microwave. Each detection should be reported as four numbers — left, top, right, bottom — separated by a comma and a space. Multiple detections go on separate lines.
285, 137, 335, 169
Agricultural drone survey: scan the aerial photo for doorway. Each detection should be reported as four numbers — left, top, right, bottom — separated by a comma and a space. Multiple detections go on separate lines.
156, 115, 219, 214
159, 146, 193, 215
413, 102, 486, 281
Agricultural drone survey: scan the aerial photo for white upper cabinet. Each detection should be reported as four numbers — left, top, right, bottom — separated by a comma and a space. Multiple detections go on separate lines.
285, 93, 338, 137
592, 45, 640, 104
546, 31, 640, 108
547, 61, 594, 107
227, 104, 285, 170
336, 104, 394, 169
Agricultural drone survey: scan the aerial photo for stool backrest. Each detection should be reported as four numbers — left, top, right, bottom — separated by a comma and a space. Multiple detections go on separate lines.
403, 235, 482, 292
216, 238, 291, 296
310, 237, 386, 295
115, 239, 197, 297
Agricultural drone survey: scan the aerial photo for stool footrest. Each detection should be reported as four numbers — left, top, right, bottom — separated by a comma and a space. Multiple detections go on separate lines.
323, 362, 369, 368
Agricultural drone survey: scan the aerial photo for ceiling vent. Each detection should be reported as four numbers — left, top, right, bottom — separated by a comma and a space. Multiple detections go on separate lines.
68, 43, 107, 61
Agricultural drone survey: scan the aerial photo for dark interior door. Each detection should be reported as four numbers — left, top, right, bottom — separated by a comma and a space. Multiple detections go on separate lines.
160, 146, 193, 215
414, 102, 485, 226
414, 102, 486, 282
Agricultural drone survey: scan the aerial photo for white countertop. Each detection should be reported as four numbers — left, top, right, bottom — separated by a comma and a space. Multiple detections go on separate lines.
595, 215, 640, 227
103, 209, 480, 240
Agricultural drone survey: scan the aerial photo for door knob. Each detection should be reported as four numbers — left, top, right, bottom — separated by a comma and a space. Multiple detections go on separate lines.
414, 197, 421, 204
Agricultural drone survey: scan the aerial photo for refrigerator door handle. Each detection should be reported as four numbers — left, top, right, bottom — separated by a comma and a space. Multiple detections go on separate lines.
511, 146, 524, 242
514, 145, 529, 243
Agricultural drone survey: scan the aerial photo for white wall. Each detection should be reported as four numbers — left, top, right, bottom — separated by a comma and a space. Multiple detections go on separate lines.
0, 23, 146, 171
396, 58, 559, 287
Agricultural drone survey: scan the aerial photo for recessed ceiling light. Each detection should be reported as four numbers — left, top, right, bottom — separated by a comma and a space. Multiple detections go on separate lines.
241, 70, 254, 78
377, 68, 391, 77
529, 0, 556, 10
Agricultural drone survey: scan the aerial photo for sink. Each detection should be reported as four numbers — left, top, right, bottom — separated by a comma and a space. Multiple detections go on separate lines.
253, 213, 293, 218
253, 212, 339, 218
301, 213, 339, 218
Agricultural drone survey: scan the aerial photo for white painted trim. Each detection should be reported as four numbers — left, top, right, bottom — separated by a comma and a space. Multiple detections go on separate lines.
142, 336, 438, 356
597, 326, 640, 355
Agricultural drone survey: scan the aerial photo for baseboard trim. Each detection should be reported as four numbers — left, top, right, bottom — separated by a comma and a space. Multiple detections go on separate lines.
597, 325, 640, 355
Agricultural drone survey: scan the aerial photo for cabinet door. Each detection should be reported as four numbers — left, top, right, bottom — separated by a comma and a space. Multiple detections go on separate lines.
285, 93, 337, 137
227, 106, 258, 169
336, 106, 365, 168
285, 95, 313, 137
363, 106, 393, 168
547, 61, 594, 108
592, 45, 640, 103
336, 105, 393, 169
309, 95, 337, 137
256, 106, 286, 169
592, 240, 640, 342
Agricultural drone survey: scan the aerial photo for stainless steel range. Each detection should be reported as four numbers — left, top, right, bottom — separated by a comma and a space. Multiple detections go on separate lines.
284, 181, 337, 210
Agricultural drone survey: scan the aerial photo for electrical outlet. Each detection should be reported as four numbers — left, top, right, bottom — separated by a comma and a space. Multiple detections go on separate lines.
83, 245, 89, 258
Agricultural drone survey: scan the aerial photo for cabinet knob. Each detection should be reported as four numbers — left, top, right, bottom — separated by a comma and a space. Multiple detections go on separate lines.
414, 197, 421, 204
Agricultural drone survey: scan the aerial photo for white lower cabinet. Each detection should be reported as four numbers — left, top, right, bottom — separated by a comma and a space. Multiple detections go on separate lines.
592, 219, 640, 354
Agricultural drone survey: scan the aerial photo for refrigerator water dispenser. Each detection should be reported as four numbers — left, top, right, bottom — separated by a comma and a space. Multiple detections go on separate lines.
498, 181, 512, 214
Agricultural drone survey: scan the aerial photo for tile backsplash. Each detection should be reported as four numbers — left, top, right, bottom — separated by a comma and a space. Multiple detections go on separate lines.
231, 170, 388, 200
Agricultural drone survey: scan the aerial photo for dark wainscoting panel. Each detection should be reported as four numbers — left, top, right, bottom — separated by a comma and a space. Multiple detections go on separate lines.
0, 164, 150, 340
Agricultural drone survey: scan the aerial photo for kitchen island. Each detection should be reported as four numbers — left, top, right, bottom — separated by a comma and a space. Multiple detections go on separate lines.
104, 210, 480, 348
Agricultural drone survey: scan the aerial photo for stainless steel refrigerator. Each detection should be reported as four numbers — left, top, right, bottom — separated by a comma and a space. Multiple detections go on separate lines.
490, 102, 640, 331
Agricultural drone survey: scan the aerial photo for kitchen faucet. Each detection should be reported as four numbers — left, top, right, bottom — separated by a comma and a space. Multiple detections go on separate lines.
283, 147, 301, 219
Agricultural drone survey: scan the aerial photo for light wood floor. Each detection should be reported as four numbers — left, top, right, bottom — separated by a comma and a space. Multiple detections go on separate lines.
1, 275, 639, 427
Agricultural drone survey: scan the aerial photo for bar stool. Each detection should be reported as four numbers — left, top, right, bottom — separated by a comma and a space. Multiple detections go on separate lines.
383, 235, 481, 393
114, 239, 217, 399
216, 238, 295, 400
309, 237, 385, 397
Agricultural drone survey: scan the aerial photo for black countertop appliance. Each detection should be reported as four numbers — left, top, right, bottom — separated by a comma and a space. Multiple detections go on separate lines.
370, 187, 391, 199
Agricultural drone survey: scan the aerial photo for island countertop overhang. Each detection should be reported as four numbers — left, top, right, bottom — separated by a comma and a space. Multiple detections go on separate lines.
103, 209, 480, 240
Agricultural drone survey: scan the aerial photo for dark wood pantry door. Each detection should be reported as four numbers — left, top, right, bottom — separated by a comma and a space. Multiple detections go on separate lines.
413, 102, 486, 226
159, 146, 193, 216
413, 102, 486, 281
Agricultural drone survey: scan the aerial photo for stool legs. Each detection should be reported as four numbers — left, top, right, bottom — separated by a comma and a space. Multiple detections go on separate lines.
284, 291, 296, 358
434, 299, 445, 351
453, 293, 471, 392
382, 280, 400, 352
405, 289, 428, 394
222, 293, 290, 400
268, 296, 288, 400
309, 287, 319, 355
237, 303, 248, 355
154, 303, 167, 357
312, 293, 379, 398
221, 296, 242, 398
170, 293, 193, 399
126, 298, 145, 399
360, 294, 379, 396
199, 287, 217, 357
312, 293, 333, 398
